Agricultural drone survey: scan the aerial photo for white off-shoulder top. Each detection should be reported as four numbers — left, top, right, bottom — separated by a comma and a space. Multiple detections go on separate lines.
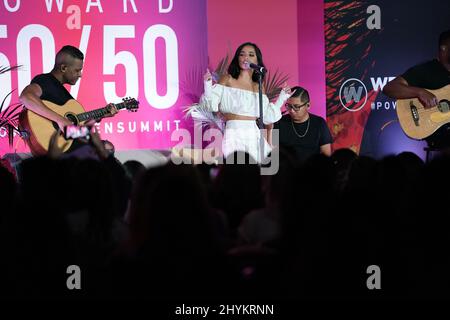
199, 83, 290, 125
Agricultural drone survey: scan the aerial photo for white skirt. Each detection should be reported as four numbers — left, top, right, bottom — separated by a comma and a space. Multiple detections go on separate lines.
222, 120, 271, 163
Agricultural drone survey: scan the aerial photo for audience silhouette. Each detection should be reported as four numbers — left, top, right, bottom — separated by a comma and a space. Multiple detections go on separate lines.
1, 146, 450, 300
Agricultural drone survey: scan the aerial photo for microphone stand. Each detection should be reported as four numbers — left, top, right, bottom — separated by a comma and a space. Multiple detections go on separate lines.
256, 68, 265, 163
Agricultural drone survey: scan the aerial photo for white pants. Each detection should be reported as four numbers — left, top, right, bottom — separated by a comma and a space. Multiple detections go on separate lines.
222, 120, 271, 163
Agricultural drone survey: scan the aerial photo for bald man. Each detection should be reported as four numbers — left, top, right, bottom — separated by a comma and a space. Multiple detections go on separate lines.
20, 45, 116, 153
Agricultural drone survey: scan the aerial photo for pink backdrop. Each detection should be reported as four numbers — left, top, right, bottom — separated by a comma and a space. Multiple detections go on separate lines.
207, 0, 325, 118
207, 0, 299, 85
0, 0, 325, 155
297, 0, 326, 118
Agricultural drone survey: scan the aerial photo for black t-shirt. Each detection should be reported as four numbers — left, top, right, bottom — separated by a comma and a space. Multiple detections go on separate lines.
31, 73, 73, 106
402, 59, 450, 147
274, 114, 333, 163
30, 73, 83, 151
402, 59, 450, 90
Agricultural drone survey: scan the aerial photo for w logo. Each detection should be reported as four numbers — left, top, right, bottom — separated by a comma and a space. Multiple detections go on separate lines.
339, 78, 368, 112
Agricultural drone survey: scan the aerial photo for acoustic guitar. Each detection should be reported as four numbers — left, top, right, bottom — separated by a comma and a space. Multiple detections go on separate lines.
19, 98, 139, 155
396, 85, 450, 140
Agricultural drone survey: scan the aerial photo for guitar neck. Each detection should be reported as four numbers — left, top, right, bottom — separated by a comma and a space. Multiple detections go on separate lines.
77, 101, 128, 122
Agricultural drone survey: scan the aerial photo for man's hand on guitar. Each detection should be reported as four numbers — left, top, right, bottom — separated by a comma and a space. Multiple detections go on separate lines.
57, 117, 73, 133
417, 88, 438, 109
104, 103, 118, 118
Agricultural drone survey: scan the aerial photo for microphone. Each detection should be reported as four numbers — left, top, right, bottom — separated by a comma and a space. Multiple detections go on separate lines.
243, 61, 266, 73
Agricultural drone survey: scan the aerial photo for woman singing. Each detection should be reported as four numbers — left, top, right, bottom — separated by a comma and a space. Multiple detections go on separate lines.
198, 42, 292, 162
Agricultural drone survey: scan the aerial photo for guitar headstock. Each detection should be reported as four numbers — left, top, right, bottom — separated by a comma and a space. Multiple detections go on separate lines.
122, 97, 139, 112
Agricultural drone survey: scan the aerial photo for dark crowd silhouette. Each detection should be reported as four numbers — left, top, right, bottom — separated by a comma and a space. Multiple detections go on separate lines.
1, 144, 450, 301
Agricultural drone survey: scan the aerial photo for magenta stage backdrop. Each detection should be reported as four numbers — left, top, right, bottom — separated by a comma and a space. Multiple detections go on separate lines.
0, 0, 208, 154
207, 0, 326, 120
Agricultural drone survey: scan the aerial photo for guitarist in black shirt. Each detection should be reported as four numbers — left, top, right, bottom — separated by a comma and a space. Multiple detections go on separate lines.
383, 30, 450, 148
19, 45, 118, 154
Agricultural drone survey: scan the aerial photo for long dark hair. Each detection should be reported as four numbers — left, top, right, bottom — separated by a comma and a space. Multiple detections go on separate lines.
228, 42, 266, 82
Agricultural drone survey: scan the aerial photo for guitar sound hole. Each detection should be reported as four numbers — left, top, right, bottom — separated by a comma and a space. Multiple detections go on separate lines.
66, 114, 78, 124
438, 99, 450, 113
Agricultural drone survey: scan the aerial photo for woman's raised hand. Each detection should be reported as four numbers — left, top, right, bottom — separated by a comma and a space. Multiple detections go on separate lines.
274, 82, 295, 109
281, 82, 294, 96
204, 69, 212, 82
204, 69, 213, 96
